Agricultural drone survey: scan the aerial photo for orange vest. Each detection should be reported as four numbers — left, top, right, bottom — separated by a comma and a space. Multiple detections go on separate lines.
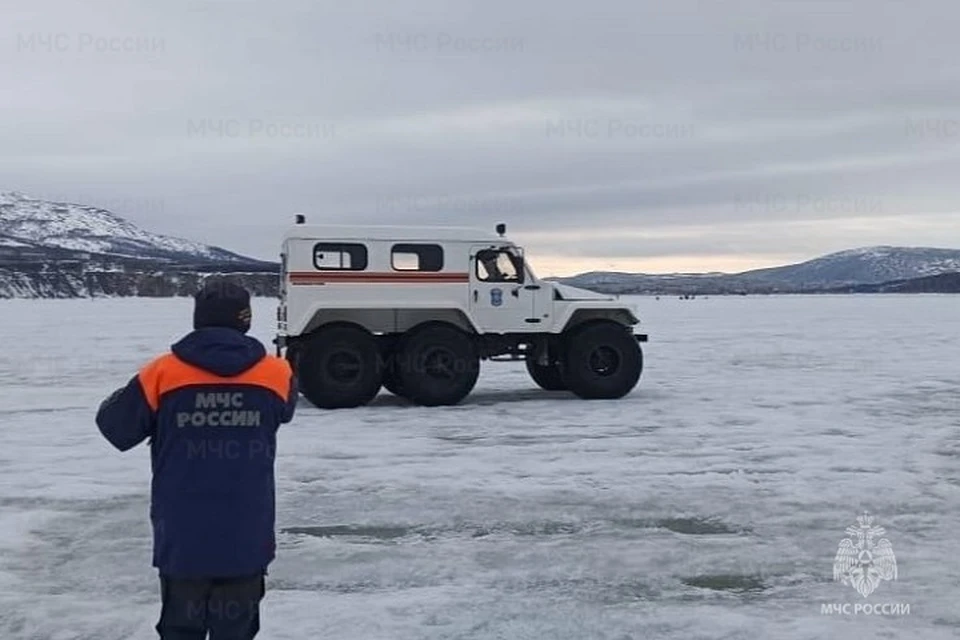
138, 353, 292, 412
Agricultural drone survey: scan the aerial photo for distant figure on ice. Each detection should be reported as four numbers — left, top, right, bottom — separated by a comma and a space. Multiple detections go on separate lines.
96, 280, 298, 639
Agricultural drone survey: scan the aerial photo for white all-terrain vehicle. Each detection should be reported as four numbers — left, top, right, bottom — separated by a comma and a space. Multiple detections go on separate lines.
276, 219, 647, 408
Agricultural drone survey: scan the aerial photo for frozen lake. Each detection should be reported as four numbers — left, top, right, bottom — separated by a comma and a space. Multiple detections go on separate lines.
1, 295, 958, 639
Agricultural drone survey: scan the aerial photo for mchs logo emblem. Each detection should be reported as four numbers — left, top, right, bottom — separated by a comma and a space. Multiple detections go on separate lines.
833, 513, 898, 597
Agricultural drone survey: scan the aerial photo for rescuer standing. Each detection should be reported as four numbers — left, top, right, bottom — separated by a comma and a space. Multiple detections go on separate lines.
96, 279, 298, 639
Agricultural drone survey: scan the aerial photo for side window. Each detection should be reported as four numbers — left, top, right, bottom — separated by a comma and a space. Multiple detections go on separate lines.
476, 249, 521, 282
392, 244, 444, 272
313, 243, 367, 271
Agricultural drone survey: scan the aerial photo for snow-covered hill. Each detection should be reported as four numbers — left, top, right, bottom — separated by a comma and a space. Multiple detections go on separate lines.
557, 246, 960, 294
744, 246, 960, 287
0, 191, 278, 299
0, 191, 254, 264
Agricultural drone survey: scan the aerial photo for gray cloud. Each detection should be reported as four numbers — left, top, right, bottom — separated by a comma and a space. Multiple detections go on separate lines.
1, 0, 958, 274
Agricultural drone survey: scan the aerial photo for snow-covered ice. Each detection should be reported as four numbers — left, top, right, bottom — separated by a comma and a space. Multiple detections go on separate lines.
0, 295, 958, 639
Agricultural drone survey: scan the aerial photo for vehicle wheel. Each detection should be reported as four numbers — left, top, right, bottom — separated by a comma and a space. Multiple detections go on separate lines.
562, 322, 642, 399
525, 358, 567, 391
298, 325, 382, 409
285, 342, 302, 372
395, 324, 479, 406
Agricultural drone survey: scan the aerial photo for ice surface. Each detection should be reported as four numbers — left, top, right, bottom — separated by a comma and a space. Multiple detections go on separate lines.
0, 295, 958, 639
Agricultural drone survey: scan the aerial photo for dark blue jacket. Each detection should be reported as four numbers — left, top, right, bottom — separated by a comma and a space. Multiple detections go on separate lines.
96, 328, 297, 578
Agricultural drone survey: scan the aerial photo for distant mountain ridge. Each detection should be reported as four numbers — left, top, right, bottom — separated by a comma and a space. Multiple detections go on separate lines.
743, 246, 960, 286
0, 191, 277, 299
1, 190, 958, 298
0, 191, 264, 267
557, 246, 960, 295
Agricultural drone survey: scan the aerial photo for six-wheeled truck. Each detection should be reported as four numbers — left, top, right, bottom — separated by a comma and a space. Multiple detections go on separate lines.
276, 219, 647, 408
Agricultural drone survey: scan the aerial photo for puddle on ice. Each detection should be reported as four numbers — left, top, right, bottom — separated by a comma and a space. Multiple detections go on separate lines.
282, 516, 746, 544
282, 519, 587, 542
681, 574, 767, 593
433, 434, 486, 445
472, 520, 582, 537
612, 516, 745, 535
281, 524, 413, 540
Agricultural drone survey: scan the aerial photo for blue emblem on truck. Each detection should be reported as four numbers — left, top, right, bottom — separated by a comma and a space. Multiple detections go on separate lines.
490, 288, 503, 307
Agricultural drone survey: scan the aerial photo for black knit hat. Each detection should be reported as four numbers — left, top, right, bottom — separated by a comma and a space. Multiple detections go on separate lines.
193, 279, 252, 333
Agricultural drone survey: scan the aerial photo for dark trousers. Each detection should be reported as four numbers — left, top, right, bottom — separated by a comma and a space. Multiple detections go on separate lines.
156, 573, 265, 640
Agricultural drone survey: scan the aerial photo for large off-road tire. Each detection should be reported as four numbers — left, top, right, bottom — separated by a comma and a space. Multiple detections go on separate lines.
562, 321, 643, 400
285, 342, 302, 371
298, 325, 382, 409
525, 358, 567, 391
395, 324, 479, 406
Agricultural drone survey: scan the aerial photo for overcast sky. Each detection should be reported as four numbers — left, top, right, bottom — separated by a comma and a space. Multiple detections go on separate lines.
2, 0, 959, 275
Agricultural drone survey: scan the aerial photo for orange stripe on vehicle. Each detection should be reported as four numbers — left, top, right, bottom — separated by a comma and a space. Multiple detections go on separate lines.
288, 271, 469, 285
138, 353, 292, 412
